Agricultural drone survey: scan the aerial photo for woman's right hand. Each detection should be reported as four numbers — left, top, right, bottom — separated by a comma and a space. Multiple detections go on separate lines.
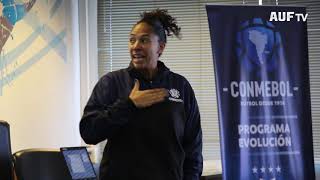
129, 80, 168, 108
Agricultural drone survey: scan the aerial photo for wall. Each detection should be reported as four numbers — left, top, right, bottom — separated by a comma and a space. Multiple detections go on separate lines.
0, 0, 81, 153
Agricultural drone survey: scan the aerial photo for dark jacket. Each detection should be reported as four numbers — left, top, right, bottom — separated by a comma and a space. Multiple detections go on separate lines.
80, 61, 203, 180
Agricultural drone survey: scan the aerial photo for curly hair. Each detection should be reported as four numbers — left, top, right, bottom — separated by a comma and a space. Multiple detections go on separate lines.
134, 9, 181, 43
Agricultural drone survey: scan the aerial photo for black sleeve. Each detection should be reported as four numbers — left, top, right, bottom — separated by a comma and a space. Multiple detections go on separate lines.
183, 82, 203, 180
79, 74, 136, 145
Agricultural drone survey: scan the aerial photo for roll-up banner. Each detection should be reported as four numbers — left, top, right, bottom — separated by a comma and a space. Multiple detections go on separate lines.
206, 5, 315, 180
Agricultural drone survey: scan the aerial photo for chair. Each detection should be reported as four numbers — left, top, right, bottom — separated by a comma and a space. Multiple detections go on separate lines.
13, 149, 72, 180
0, 120, 13, 180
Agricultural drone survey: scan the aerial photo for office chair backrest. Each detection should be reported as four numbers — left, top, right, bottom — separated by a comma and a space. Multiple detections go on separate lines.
0, 120, 13, 180
13, 149, 72, 180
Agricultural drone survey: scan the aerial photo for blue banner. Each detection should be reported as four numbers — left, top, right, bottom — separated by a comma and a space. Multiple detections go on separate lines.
206, 5, 315, 180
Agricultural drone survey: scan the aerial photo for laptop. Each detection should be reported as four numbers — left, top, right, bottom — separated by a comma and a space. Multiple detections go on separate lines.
60, 147, 98, 180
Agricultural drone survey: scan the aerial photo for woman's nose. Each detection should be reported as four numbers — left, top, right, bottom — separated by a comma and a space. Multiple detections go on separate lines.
132, 40, 142, 49
132, 41, 141, 49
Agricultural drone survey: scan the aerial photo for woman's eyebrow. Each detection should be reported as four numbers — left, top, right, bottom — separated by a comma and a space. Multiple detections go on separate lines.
129, 34, 150, 37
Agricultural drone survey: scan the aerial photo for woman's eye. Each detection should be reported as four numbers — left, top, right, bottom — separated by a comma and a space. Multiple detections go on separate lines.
129, 38, 135, 44
141, 38, 150, 44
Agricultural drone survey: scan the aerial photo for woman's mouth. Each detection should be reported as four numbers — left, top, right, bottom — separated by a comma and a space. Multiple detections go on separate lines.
132, 54, 145, 62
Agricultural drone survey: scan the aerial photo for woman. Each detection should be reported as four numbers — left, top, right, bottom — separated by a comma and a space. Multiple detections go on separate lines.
80, 9, 203, 180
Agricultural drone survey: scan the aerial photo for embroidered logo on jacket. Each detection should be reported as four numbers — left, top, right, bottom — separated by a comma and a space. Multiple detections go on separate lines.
168, 89, 183, 102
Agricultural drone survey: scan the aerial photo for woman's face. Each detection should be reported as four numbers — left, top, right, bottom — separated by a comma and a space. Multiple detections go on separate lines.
129, 22, 165, 71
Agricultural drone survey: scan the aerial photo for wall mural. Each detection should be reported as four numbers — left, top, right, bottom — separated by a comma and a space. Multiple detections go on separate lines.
0, 0, 67, 95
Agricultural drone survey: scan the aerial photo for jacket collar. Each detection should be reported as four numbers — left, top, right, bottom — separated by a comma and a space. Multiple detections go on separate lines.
127, 61, 170, 81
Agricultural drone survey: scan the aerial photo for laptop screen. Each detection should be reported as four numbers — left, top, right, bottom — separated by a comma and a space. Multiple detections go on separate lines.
60, 147, 97, 180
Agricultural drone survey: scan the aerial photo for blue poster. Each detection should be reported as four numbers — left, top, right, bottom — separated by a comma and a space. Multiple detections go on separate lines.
206, 5, 315, 180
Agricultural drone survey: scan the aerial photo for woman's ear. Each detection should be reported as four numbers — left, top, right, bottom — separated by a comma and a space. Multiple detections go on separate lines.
158, 42, 166, 56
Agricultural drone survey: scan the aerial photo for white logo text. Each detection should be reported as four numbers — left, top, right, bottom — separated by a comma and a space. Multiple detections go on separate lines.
269, 12, 308, 22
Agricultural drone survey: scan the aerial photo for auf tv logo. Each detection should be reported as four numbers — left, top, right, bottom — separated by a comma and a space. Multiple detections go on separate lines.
269, 12, 308, 22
